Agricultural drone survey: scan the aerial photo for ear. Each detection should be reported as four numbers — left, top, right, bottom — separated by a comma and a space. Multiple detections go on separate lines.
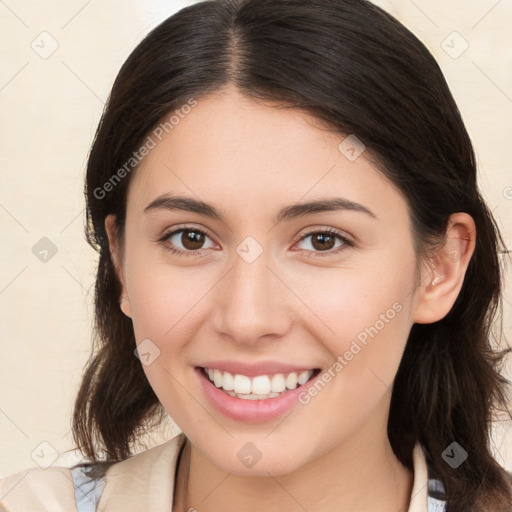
105, 214, 132, 318
412, 212, 476, 324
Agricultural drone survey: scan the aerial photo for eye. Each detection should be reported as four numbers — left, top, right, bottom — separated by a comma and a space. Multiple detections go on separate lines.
159, 227, 216, 256
158, 226, 354, 258
294, 228, 353, 257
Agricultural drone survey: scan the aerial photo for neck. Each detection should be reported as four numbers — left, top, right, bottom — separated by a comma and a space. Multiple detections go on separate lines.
173, 433, 413, 512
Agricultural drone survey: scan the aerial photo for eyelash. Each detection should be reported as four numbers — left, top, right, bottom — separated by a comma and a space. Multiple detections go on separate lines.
158, 225, 354, 258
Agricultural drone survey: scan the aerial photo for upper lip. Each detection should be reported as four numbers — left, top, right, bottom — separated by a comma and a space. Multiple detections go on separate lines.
198, 360, 320, 377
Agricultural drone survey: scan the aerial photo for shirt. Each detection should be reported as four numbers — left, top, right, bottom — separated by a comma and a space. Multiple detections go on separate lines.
0, 433, 446, 511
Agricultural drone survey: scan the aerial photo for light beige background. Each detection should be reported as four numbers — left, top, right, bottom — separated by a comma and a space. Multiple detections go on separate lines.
0, 0, 511, 477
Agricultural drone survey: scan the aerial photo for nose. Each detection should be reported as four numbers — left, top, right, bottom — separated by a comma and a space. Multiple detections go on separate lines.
213, 245, 293, 346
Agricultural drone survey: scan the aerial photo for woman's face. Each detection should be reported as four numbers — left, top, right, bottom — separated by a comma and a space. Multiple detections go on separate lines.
108, 85, 429, 476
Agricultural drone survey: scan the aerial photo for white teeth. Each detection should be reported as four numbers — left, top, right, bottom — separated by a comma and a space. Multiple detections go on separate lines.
233, 374, 252, 394
222, 371, 234, 391
285, 372, 298, 390
226, 390, 286, 400
203, 367, 316, 399
252, 375, 271, 395
297, 370, 310, 385
213, 369, 223, 388
271, 373, 286, 393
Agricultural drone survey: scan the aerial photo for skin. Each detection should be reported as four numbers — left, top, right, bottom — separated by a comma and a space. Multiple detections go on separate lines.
105, 84, 476, 512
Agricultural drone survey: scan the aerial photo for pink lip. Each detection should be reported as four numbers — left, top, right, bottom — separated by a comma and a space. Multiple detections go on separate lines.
195, 367, 322, 423
199, 360, 318, 377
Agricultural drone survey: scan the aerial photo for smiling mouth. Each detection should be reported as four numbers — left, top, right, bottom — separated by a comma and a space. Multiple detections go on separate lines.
199, 366, 322, 400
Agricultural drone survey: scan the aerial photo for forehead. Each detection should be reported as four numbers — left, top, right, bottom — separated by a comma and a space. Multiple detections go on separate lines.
127, 87, 407, 225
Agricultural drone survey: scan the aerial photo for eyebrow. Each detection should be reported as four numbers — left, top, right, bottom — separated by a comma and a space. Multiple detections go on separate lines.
144, 194, 377, 223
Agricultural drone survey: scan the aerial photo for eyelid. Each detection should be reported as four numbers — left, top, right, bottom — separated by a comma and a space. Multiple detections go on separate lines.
159, 223, 216, 241
292, 225, 354, 246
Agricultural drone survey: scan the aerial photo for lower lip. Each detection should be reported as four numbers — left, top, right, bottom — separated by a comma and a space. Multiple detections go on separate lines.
196, 367, 321, 423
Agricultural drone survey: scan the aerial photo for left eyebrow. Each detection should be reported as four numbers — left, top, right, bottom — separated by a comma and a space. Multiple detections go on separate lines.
143, 194, 377, 223
275, 197, 377, 223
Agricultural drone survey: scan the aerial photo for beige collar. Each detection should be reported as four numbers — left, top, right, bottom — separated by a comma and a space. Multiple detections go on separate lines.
97, 434, 431, 512
408, 443, 432, 512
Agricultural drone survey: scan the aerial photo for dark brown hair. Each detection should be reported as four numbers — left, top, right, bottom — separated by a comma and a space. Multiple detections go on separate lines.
72, 0, 512, 509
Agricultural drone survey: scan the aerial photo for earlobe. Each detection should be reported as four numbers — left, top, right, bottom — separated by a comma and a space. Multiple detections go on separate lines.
105, 215, 132, 318
118, 296, 132, 318
412, 213, 476, 324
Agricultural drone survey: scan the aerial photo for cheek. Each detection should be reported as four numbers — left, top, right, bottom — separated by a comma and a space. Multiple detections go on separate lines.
288, 250, 416, 403
284, 250, 415, 351
290, 288, 413, 447
123, 236, 212, 344
123, 257, 207, 423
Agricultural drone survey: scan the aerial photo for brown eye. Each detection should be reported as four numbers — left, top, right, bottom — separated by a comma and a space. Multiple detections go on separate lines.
310, 232, 336, 251
161, 227, 215, 255
180, 229, 206, 250
295, 229, 353, 257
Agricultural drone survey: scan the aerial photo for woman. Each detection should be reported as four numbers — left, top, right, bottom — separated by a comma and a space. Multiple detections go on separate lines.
1, 0, 511, 510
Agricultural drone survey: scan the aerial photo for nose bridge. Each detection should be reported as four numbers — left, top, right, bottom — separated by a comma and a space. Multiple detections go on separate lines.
215, 239, 290, 343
